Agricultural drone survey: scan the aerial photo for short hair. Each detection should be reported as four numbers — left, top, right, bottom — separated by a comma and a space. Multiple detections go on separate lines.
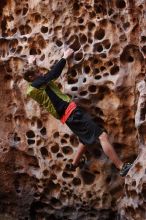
23, 66, 36, 82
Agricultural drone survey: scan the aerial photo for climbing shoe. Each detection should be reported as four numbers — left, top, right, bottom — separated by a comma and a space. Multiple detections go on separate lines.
120, 163, 132, 177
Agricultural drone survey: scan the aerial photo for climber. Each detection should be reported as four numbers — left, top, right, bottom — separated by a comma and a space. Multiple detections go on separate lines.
23, 48, 132, 177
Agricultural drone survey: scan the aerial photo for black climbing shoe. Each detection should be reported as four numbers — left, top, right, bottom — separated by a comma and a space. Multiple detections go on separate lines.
66, 156, 86, 171
120, 163, 132, 177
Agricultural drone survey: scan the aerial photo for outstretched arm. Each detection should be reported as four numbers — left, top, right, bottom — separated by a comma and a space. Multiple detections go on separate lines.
32, 48, 74, 88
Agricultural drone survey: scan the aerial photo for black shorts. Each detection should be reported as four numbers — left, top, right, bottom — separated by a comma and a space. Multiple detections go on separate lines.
66, 106, 105, 146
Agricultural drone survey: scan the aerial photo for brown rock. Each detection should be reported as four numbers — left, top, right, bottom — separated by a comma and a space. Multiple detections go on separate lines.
0, 0, 145, 219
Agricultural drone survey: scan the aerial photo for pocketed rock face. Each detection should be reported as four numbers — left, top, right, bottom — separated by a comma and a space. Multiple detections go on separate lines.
0, 0, 145, 219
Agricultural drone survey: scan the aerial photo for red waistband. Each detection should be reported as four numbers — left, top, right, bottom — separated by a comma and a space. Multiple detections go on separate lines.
60, 101, 77, 124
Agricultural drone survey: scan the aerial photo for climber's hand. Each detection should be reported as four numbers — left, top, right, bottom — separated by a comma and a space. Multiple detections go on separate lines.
65, 163, 77, 171
63, 48, 74, 59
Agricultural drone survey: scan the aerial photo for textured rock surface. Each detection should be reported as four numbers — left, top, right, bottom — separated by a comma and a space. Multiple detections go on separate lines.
0, 0, 145, 219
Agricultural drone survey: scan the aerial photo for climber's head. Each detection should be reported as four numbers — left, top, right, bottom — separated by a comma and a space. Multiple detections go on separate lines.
23, 67, 43, 82
23, 55, 43, 82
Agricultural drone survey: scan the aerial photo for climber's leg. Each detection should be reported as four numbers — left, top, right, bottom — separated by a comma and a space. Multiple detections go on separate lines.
99, 132, 123, 169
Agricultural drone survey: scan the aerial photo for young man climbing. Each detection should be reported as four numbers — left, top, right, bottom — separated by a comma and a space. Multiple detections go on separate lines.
23, 48, 132, 177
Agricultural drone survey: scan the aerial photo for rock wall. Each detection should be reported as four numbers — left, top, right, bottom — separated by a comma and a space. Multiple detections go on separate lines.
0, 0, 145, 219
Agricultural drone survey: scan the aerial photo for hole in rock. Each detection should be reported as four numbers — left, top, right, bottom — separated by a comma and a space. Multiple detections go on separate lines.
100, 66, 106, 71
88, 85, 97, 93
19, 25, 31, 35
80, 91, 88, 96
30, 48, 38, 55
40, 127, 46, 135
51, 144, 59, 153
94, 4, 103, 14
36, 139, 42, 146
53, 132, 59, 139
40, 54, 45, 61
41, 26, 48, 33
116, 0, 126, 8
89, 11, 96, 19
54, 26, 62, 32
93, 58, 99, 64
108, 8, 114, 16
50, 197, 62, 208
94, 43, 103, 53
62, 172, 73, 179
123, 22, 130, 30
70, 69, 77, 78
132, 180, 136, 187
141, 36, 146, 42
88, 37, 93, 44
72, 177, 81, 186
56, 40, 63, 47
61, 138, 67, 144
106, 176, 112, 184
78, 17, 84, 24
84, 65, 90, 74
86, 191, 92, 198
94, 28, 105, 40
71, 86, 78, 91
80, 34, 87, 44
16, 189, 21, 194
40, 147, 48, 157
107, 61, 113, 66
73, 2, 80, 10
34, 13, 42, 22
128, 56, 134, 62
94, 107, 104, 116
43, 169, 49, 176
83, 78, 86, 83
74, 52, 83, 61
15, 9, 22, 15
88, 22, 95, 31
57, 153, 63, 158
23, 7, 28, 16
103, 39, 111, 49
63, 133, 69, 139
95, 75, 102, 80
26, 130, 35, 138
13, 133, 21, 142
9, 38, 19, 48
70, 135, 79, 147
81, 170, 96, 185
3, 148, 8, 152
4, 74, 13, 80
95, 68, 100, 74
70, 37, 81, 51
110, 65, 119, 75
142, 46, 146, 54
62, 146, 73, 155
120, 45, 143, 63
27, 139, 35, 145
68, 78, 78, 84
16, 46, 23, 54
100, 53, 107, 58
142, 184, 146, 200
